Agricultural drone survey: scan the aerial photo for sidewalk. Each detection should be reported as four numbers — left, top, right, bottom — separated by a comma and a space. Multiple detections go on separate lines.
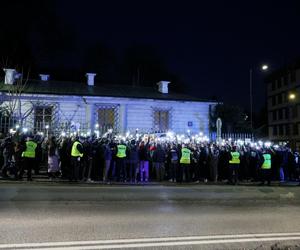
0, 174, 299, 187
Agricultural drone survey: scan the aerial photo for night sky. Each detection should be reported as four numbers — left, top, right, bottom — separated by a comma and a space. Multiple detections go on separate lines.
2, 1, 300, 113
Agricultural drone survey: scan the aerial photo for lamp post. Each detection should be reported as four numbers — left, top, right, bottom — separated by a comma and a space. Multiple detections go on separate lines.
288, 92, 296, 148
249, 64, 269, 138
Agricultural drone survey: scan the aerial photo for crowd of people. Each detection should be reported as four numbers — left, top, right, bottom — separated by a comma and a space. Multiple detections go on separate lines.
1, 132, 300, 185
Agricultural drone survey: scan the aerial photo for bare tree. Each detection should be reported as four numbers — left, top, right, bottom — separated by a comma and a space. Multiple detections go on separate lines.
1, 67, 34, 127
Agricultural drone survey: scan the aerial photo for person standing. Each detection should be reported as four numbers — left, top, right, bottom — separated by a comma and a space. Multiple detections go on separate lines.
103, 140, 112, 183
128, 140, 139, 183
260, 149, 272, 186
48, 136, 60, 180
115, 140, 127, 182
228, 146, 240, 185
139, 141, 149, 182
70, 136, 84, 181
179, 144, 191, 182
152, 144, 166, 182
168, 145, 179, 182
209, 145, 219, 182
19, 136, 37, 181
1, 137, 15, 178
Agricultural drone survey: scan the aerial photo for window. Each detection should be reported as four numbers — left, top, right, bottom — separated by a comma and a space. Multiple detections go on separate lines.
272, 126, 278, 136
293, 123, 299, 135
279, 125, 284, 136
272, 111, 277, 121
277, 79, 282, 88
271, 81, 276, 91
98, 108, 116, 134
285, 124, 290, 136
285, 107, 290, 119
292, 105, 298, 118
272, 96, 276, 106
34, 106, 53, 131
277, 94, 282, 104
278, 109, 283, 120
153, 110, 169, 132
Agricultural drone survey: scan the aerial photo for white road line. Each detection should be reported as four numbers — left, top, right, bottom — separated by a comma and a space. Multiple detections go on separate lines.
8, 236, 300, 250
1, 232, 300, 249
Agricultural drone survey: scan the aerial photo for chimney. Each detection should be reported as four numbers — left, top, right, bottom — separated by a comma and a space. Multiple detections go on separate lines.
3, 68, 16, 85
157, 81, 170, 94
39, 74, 50, 81
86, 73, 96, 86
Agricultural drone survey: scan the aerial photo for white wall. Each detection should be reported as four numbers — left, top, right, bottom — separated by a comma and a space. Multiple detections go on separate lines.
1, 93, 215, 135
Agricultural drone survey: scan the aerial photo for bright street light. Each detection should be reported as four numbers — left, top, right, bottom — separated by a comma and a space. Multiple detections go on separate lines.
289, 93, 296, 100
261, 64, 269, 71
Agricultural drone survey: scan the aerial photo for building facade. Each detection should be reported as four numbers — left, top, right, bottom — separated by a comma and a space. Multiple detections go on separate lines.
266, 60, 300, 148
0, 70, 215, 137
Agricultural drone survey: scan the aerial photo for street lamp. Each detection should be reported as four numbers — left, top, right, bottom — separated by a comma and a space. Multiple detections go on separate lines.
249, 64, 269, 138
288, 92, 296, 148
262, 64, 269, 71
289, 93, 296, 100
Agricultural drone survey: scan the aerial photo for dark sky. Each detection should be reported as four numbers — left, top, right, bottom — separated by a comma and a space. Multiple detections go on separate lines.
2, 1, 300, 112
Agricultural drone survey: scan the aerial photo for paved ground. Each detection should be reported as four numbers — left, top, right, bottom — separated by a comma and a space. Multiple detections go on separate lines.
1, 182, 300, 249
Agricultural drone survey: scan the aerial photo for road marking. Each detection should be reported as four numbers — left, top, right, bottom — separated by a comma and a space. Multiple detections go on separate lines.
1, 232, 300, 249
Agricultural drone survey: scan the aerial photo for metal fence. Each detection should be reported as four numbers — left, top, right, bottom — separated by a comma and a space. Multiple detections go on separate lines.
210, 132, 253, 142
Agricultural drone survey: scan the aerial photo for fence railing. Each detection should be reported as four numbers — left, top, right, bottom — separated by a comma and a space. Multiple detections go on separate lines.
210, 132, 254, 142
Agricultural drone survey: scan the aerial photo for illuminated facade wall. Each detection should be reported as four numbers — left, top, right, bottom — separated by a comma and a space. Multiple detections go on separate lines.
4, 93, 214, 135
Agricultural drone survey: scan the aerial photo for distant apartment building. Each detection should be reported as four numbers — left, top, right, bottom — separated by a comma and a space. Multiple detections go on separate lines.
266, 59, 300, 149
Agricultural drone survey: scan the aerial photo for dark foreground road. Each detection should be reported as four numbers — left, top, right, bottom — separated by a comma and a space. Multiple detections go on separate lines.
1, 183, 300, 249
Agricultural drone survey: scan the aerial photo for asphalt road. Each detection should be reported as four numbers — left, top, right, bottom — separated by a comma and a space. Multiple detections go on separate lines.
1, 183, 300, 249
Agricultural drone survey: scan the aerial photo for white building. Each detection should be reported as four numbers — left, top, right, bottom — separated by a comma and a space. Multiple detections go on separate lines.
0, 69, 216, 136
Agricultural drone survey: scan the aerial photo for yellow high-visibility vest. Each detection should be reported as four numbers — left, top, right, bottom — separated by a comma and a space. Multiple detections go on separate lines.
116, 144, 126, 158
229, 151, 240, 164
262, 153, 271, 169
71, 141, 83, 157
180, 148, 191, 164
22, 141, 37, 158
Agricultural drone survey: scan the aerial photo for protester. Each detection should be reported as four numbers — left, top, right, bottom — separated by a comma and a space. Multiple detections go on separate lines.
1, 130, 300, 186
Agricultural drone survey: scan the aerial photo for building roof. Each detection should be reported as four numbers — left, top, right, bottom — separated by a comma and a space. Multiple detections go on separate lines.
0, 79, 215, 103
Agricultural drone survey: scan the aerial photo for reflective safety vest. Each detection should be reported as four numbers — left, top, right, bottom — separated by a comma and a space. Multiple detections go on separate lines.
180, 147, 191, 164
229, 151, 240, 164
262, 153, 271, 169
116, 144, 127, 158
22, 141, 37, 158
71, 141, 83, 158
